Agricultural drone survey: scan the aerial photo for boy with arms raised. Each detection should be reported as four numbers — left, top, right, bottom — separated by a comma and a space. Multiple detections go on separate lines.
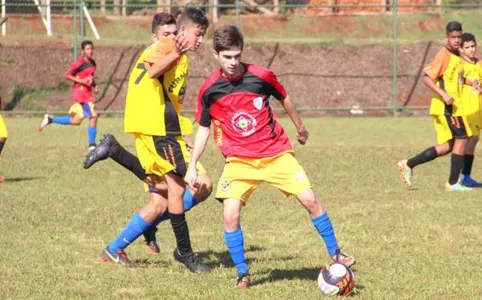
398, 21, 473, 191
98, 9, 210, 272
185, 25, 355, 289
84, 12, 213, 255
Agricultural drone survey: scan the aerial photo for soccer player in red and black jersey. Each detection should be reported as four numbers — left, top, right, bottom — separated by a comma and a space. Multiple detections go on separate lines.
185, 25, 355, 289
38, 40, 100, 150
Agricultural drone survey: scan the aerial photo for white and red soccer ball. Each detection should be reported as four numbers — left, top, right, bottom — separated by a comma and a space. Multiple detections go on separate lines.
317, 262, 355, 296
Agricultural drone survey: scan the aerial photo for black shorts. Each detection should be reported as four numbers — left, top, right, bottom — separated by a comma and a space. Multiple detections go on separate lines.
152, 135, 187, 177
445, 115, 469, 139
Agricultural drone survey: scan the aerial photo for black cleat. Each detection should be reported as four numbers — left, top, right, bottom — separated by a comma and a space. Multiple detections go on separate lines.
173, 248, 211, 273
83, 134, 119, 169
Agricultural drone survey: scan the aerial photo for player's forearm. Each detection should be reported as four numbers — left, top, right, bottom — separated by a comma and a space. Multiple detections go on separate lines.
422, 75, 450, 99
147, 52, 181, 78
190, 126, 210, 166
281, 95, 305, 130
65, 74, 83, 84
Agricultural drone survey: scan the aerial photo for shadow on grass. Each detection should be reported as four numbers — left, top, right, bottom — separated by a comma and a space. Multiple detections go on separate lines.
198, 244, 267, 269
253, 266, 365, 296
5, 177, 40, 182
131, 258, 170, 268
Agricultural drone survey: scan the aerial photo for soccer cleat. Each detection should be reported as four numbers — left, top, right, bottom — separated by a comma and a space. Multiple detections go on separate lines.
460, 175, 482, 187
145, 240, 160, 254
332, 249, 355, 268
397, 160, 413, 187
445, 182, 473, 192
173, 248, 211, 273
101, 246, 132, 265
83, 134, 118, 169
235, 274, 251, 290
38, 114, 50, 132
143, 226, 160, 253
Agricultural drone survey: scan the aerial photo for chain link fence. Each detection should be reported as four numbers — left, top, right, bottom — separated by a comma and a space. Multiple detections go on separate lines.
2, 1, 482, 115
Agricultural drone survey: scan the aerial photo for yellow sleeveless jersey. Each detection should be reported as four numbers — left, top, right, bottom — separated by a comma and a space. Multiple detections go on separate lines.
124, 38, 189, 136
456, 58, 482, 116
425, 47, 464, 116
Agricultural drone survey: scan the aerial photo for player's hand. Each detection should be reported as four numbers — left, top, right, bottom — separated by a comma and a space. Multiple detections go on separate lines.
94, 85, 100, 93
443, 94, 454, 105
174, 33, 193, 54
473, 79, 480, 88
184, 166, 198, 190
183, 135, 194, 152
296, 126, 309, 145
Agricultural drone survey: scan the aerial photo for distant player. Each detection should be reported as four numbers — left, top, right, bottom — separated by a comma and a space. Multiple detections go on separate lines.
84, 12, 213, 254
38, 40, 100, 150
458, 33, 482, 187
0, 114, 8, 183
398, 21, 473, 191
91, 8, 211, 272
185, 25, 355, 289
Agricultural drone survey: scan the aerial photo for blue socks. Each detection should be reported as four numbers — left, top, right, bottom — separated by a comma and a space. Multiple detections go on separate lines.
51, 116, 71, 125
312, 212, 339, 256
88, 126, 97, 145
149, 189, 199, 227
224, 227, 248, 276
108, 212, 151, 253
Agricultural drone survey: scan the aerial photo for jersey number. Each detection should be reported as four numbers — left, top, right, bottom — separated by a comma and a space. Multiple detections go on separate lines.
135, 63, 147, 84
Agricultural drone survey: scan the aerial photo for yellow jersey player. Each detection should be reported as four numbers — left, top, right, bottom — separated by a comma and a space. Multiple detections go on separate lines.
83, 12, 212, 255
0, 114, 8, 183
458, 32, 482, 187
398, 21, 473, 191
86, 9, 211, 272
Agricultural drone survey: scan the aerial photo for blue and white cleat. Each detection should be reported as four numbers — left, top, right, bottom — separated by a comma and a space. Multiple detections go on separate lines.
460, 175, 482, 187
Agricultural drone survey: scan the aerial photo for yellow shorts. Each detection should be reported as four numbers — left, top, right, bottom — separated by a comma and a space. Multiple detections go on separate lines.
215, 151, 312, 205
134, 134, 206, 179
432, 115, 472, 144
466, 111, 482, 136
69, 102, 97, 119
0, 115, 8, 138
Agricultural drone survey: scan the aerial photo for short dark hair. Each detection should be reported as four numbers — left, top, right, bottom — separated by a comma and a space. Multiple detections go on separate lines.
177, 7, 209, 28
81, 40, 93, 50
462, 32, 476, 46
151, 13, 176, 33
446, 21, 462, 35
213, 25, 244, 53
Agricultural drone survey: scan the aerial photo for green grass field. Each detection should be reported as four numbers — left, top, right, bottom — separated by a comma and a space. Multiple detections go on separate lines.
1, 117, 481, 299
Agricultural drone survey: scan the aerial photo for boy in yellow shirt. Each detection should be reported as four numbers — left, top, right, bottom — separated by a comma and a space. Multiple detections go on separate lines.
458, 32, 482, 187
398, 21, 472, 191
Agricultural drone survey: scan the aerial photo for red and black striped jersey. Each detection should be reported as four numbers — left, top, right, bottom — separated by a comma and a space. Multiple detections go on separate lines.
196, 64, 293, 158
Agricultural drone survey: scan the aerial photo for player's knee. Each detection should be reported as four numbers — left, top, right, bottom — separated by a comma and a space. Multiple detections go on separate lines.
224, 213, 240, 231
298, 190, 323, 215
195, 174, 213, 203
70, 117, 82, 125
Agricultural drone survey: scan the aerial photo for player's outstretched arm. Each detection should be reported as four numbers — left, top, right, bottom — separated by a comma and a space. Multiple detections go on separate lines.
280, 94, 309, 145
185, 125, 210, 189
422, 74, 454, 105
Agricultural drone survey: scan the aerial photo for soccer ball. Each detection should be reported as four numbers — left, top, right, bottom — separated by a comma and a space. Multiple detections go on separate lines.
317, 262, 355, 296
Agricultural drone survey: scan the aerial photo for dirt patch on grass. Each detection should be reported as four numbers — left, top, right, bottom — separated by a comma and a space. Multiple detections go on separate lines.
0, 41, 439, 115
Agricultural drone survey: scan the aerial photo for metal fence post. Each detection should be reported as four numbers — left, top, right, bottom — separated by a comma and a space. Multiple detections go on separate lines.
236, 0, 241, 31
73, 0, 78, 58
80, 1, 85, 40
392, 0, 398, 116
